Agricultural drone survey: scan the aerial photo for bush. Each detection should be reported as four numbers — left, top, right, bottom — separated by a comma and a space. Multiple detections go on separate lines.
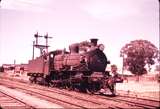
0, 66, 4, 72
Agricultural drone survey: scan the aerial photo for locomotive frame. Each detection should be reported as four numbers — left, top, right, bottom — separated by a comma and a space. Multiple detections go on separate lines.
27, 38, 118, 95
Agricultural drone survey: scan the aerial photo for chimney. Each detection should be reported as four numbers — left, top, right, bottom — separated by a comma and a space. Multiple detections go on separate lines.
90, 38, 98, 46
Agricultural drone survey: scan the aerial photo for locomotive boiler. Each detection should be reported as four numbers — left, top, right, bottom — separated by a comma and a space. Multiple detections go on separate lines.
27, 39, 111, 93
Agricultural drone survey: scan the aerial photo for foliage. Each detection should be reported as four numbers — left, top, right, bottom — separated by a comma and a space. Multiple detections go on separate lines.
155, 65, 160, 71
0, 66, 4, 72
9, 66, 15, 70
120, 39, 158, 75
20, 67, 24, 71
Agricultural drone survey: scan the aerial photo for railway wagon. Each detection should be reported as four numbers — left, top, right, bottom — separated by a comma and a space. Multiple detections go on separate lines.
27, 39, 113, 94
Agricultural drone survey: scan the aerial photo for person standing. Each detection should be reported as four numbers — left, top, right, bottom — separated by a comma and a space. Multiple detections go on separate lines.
108, 64, 123, 96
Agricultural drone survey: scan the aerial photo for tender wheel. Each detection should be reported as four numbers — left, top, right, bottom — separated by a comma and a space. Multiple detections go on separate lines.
36, 77, 45, 85
29, 76, 36, 83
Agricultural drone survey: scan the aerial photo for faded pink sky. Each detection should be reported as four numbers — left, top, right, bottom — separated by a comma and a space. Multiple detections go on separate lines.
0, 0, 159, 69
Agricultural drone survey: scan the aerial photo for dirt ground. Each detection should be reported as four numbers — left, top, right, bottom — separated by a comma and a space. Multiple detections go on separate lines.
116, 76, 160, 100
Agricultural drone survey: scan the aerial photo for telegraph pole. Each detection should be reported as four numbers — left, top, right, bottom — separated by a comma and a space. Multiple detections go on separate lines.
44, 33, 52, 53
32, 41, 35, 59
33, 32, 52, 56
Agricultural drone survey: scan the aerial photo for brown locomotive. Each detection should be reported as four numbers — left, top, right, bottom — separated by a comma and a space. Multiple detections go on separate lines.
27, 39, 119, 94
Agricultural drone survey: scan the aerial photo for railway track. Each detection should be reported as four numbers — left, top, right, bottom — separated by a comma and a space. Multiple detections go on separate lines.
0, 78, 111, 108
117, 94, 160, 108
0, 90, 33, 109
97, 94, 160, 109
43, 86, 160, 108
0, 77, 159, 108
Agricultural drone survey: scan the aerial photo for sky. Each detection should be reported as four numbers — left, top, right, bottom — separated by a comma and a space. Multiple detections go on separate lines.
0, 0, 159, 69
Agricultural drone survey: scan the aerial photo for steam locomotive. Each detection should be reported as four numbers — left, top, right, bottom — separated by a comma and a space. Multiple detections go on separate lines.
27, 39, 117, 94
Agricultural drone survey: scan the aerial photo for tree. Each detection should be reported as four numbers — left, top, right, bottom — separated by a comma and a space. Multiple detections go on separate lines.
0, 66, 4, 72
120, 39, 158, 75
